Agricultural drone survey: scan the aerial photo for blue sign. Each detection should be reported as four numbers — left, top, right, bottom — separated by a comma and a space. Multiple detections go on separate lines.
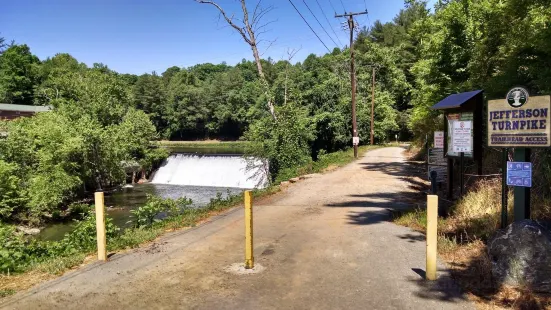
506, 161, 532, 187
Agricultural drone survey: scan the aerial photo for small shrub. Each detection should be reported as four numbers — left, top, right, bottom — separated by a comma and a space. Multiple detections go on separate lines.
130, 195, 192, 228
206, 190, 241, 212
67, 203, 91, 218
0, 225, 29, 273
48, 211, 119, 256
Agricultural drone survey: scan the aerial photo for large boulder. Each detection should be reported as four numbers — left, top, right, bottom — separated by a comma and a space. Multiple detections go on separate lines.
488, 219, 551, 292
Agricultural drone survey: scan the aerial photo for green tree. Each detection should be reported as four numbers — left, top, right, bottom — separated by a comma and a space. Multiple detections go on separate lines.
0, 44, 40, 105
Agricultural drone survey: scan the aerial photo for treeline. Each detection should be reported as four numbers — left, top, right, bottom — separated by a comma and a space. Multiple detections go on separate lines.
365, 0, 551, 138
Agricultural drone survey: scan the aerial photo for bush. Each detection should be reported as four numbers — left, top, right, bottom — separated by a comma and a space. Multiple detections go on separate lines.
0, 209, 119, 274
245, 102, 315, 182
0, 225, 29, 273
0, 160, 26, 220
130, 194, 192, 228
50, 211, 119, 255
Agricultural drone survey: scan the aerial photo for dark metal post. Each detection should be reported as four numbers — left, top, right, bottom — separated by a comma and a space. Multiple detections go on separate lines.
513, 148, 531, 221
447, 157, 454, 200
425, 134, 429, 173
430, 171, 438, 195
460, 152, 465, 198
501, 148, 508, 228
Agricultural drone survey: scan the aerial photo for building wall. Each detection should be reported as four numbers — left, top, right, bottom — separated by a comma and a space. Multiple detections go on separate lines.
0, 110, 36, 120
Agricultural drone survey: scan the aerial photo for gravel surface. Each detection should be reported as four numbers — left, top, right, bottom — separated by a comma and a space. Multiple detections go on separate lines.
1, 147, 473, 310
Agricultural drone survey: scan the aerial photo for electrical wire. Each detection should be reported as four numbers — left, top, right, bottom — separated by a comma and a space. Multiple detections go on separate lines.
287, 0, 332, 53
315, 0, 343, 47
338, 0, 346, 12
363, 0, 369, 25
327, 0, 338, 14
302, 0, 340, 48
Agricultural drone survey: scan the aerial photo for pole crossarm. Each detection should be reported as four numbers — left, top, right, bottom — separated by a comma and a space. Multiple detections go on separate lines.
334, 10, 368, 18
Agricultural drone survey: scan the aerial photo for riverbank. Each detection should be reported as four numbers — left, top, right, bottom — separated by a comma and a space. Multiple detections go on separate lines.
0, 144, 379, 299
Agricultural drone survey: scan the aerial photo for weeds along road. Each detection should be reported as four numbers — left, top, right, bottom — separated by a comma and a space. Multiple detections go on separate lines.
2, 147, 473, 310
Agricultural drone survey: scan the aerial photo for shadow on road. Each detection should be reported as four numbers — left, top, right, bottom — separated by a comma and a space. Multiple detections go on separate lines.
325, 191, 420, 228
322, 150, 477, 306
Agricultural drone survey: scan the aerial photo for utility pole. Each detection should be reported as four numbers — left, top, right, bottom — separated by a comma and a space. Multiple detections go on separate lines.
336, 10, 367, 158
371, 67, 375, 145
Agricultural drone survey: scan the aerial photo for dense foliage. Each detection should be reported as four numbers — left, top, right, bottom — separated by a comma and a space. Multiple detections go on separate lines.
0, 211, 119, 273
0, 56, 166, 223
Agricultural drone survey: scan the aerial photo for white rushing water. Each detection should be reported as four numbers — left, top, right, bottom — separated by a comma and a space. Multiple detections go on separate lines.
151, 154, 268, 189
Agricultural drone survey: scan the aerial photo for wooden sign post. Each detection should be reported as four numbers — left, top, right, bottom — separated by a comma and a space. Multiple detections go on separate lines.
488, 89, 551, 223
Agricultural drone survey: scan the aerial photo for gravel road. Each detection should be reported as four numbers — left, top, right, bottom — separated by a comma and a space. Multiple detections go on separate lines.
1, 146, 473, 310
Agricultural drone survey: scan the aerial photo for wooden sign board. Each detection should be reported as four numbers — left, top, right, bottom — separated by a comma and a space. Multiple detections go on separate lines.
488, 95, 551, 147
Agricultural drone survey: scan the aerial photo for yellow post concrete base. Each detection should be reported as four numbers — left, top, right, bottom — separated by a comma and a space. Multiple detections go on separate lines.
426, 194, 438, 280
95, 192, 107, 261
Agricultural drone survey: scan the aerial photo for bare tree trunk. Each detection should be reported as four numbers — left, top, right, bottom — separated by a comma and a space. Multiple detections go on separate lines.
197, 0, 276, 120
284, 47, 300, 105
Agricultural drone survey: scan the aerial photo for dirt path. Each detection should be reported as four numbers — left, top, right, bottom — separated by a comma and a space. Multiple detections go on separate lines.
1, 147, 473, 310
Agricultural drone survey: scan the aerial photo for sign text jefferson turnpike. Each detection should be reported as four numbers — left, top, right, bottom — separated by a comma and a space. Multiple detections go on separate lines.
488, 95, 551, 147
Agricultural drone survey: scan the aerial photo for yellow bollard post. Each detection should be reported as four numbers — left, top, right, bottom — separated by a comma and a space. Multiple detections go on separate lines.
244, 190, 254, 269
426, 194, 438, 280
95, 191, 107, 261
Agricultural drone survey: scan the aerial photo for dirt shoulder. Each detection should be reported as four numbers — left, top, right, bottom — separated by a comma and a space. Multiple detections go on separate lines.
1, 147, 473, 310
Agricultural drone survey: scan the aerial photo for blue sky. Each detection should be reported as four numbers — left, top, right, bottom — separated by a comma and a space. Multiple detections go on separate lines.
1, 0, 436, 75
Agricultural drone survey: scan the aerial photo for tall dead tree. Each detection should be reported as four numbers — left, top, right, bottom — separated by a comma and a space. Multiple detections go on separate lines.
284, 47, 300, 105
197, 0, 277, 120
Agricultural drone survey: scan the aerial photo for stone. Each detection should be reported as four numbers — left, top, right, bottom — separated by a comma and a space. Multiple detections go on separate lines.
280, 181, 290, 187
488, 219, 551, 293
289, 177, 300, 183
16, 226, 41, 235
302, 173, 322, 179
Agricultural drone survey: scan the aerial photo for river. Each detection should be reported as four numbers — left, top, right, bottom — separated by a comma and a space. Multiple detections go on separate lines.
37, 143, 267, 241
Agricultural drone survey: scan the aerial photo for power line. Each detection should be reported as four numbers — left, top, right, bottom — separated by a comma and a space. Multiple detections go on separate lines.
315, 0, 343, 47
327, 0, 338, 14
339, 0, 346, 12
302, 0, 339, 49
363, 0, 369, 25
288, 0, 332, 53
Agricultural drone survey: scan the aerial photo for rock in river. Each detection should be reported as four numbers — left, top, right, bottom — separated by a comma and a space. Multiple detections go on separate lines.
488, 219, 551, 293
17, 226, 41, 235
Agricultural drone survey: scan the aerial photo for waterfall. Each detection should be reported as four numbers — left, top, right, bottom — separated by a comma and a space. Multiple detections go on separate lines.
151, 154, 268, 189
